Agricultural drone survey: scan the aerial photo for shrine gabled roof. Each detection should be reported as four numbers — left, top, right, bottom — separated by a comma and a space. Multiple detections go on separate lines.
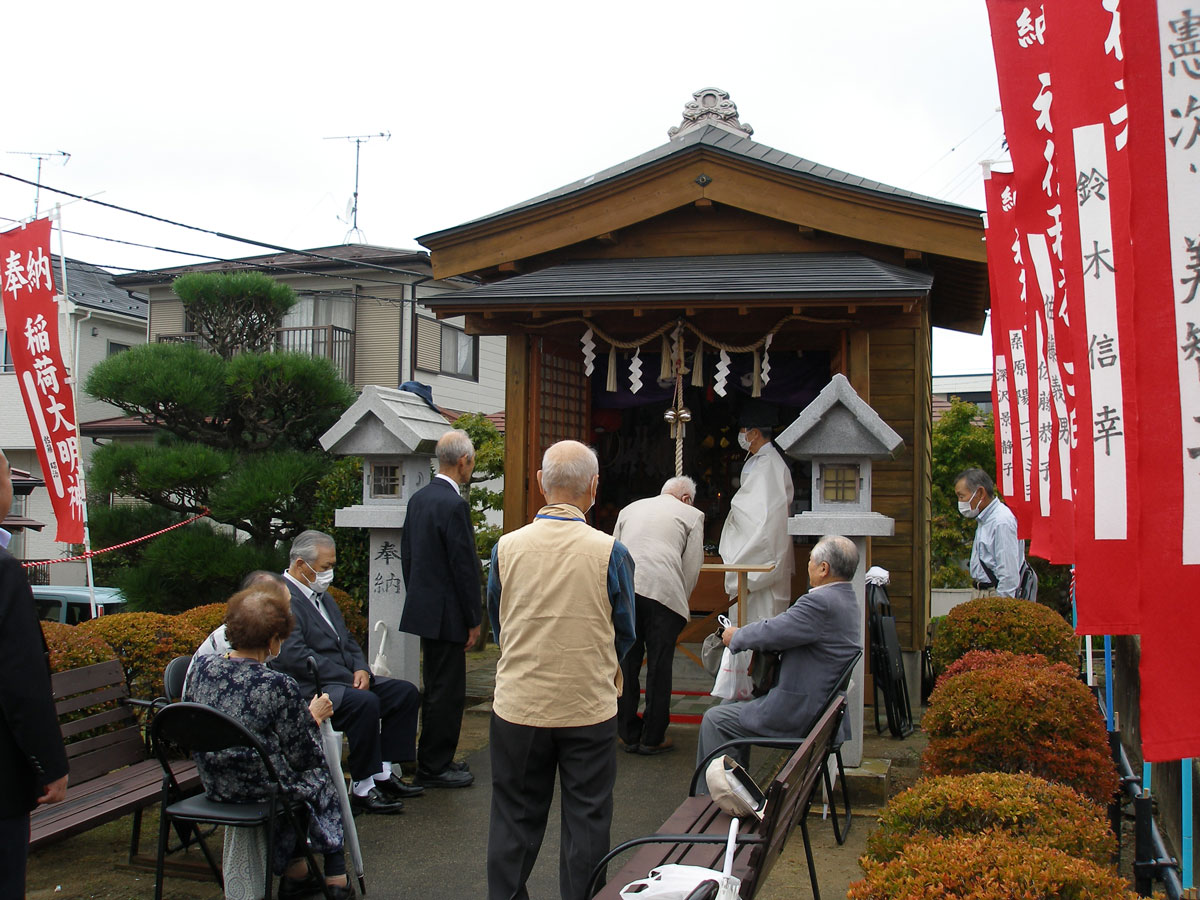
419, 124, 979, 245
418, 253, 932, 309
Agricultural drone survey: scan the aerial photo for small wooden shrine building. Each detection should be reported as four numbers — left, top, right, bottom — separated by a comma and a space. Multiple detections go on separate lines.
418, 88, 987, 652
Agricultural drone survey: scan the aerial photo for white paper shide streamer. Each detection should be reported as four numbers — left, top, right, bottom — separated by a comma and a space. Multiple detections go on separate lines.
580, 327, 596, 377
629, 347, 644, 394
714, 349, 731, 397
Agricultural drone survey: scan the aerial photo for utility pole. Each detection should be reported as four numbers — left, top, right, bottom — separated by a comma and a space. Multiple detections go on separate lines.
5, 150, 71, 218
324, 132, 390, 243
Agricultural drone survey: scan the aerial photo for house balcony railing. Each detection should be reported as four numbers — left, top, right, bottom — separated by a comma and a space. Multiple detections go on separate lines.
156, 325, 355, 383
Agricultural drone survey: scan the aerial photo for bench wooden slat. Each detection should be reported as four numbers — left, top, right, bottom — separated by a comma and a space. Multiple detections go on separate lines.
51, 659, 125, 700
29, 760, 199, 850
59, 704, 135, 740
65, 723, 145, 761
55, 684, 128, 717
67, 730, 148, 783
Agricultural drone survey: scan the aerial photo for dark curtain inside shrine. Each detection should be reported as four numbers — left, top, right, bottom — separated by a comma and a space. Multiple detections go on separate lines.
590, 349, 831, 543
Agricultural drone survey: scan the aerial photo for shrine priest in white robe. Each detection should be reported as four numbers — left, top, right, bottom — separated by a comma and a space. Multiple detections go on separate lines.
718, 404, 796, 624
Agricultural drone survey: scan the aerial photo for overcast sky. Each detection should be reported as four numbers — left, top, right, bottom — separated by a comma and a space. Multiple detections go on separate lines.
2, 0, 1003, 375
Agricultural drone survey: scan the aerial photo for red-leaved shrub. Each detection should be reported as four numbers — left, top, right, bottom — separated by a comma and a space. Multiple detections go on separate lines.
78, 612, 205, 699
175, 602, 226, 637
931, 596, 1076, 672
40, 621, 117, 673
865, 772, 1113, 865
937, 649, 1077, 691
922, 666, 1117, 805
327, 586, 367, 648
849, 833, 1135, 900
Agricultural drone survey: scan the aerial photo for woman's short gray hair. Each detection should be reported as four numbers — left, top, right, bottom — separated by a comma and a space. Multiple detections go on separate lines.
436, 429, 475, 467
540, 440, 598, 496
289, 529, 335, 565
661, 476, 697, 500
811, 535, 859, 580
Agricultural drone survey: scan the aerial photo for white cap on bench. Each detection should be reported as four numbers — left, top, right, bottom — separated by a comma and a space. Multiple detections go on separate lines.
705, 756, 766, 821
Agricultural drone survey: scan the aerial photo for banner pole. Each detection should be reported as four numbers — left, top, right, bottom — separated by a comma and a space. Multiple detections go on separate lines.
1184, 759, 1193, 889
53, 205, 97, 618
1103, 635, 1114, 732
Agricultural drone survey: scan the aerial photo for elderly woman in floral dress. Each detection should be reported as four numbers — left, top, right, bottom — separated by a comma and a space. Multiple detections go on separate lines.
184, 581, 351, 900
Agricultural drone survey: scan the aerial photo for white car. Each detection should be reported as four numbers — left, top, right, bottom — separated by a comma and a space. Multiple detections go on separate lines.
32, 585, 126, 625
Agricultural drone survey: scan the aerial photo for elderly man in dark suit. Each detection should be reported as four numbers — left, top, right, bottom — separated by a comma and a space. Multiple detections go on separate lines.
695, 534, 861, 788
400, 429, 480, 788
275, 529, 423, 814
0, 451, 69, 897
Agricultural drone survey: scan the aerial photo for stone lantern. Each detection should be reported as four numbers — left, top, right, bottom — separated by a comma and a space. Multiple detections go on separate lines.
319, 385, 451, 686
776, 374, 904, 767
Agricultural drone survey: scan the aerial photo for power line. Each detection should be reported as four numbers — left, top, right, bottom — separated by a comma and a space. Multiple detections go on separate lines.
0, 169, 432, 279
0, 215, 430, 289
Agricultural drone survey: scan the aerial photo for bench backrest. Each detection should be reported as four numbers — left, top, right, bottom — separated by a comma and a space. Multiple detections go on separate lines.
51, 658, 145, 785
740, 695, 846, 896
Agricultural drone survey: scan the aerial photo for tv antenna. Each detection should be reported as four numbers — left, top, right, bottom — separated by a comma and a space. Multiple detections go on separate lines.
324, 132, 390, 243
6, 150, 71, 218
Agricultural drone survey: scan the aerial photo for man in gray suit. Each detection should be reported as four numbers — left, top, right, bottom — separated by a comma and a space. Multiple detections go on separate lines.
695, 535, 860, 786
613, 476, 705, 755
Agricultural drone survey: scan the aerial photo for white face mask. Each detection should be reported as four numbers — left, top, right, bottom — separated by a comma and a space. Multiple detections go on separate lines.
737, 430, 752, 452
304, 558, 335, 591
958, 490, 982, 519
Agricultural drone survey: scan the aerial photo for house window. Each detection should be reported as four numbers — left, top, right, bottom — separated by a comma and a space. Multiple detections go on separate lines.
820, 464, 860, 503
415, 316, 478, 381
370, 463, 401, 498
0, 331, 13, 373
107, 341, 132, 357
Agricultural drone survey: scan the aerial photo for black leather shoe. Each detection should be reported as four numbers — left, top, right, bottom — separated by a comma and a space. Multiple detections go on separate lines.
416, 766, 475, 788
324, 884, 354, 900
376, 772, 425, 800
448, 759, 470, 773
278, 871, 323, 900
349, 786, 404, 814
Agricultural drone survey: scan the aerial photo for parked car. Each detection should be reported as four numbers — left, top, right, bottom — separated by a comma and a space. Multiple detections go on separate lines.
32, 585, 126, 625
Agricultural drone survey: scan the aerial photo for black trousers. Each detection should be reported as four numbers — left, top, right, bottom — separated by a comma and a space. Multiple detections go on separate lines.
487, 713, 616, 900
417, 636, 467, 775
331, 676, 420, 781
617, 594, 686, 747
0, 812, 29, 898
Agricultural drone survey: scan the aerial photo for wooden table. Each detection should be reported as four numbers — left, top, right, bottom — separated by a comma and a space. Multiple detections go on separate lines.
675, 563, 774, 669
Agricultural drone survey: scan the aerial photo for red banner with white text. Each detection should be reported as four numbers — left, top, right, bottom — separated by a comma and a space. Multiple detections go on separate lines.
985, 0, 1077, 564
1, 219, 84, 545
1046, 0, 1140, 635
984, 169, 1034, 534
1122, 3, 1200, 761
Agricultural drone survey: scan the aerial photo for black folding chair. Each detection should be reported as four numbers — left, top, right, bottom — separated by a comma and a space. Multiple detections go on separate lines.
149, 702, 335, 900
688, 648, 862, 845
867, 582, 913, 738
163, 654, 192, 704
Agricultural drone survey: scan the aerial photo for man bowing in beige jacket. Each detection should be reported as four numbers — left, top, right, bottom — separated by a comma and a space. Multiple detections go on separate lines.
613, 476, 705, 755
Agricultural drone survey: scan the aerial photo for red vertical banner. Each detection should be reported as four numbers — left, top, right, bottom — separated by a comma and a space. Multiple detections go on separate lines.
1, 220, 84, 545
984, 169, 1034, 536
1124, 3, 1200, 761
984, 0, 1077, 564
1047, 0, 1140, 635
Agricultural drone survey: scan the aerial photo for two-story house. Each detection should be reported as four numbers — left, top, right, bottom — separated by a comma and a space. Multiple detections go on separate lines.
1, 257, 148, 572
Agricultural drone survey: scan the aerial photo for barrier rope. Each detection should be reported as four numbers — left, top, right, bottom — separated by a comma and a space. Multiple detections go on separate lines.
21, 508, 211, 569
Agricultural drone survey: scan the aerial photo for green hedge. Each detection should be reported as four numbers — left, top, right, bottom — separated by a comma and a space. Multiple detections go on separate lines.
931, 596, 1076, 672
865, 772, 1114, 865
849, 833, 1134, 900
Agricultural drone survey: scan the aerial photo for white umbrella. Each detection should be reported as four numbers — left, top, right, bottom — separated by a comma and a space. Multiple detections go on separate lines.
306, 657, 366, 896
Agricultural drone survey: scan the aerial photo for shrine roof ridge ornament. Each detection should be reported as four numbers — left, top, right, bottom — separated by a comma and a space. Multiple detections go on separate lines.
669, 87, 753, 141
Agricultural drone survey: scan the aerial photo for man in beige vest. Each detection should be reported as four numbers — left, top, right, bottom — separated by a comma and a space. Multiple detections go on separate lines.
613, 476, 705, 756
485, 440, 636, 900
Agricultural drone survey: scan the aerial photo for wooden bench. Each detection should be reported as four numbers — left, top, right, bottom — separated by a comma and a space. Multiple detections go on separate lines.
589, 695, 847, 900
29, 658, 201, 868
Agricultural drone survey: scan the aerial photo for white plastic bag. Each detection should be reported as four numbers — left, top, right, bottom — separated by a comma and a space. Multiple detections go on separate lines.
711, 647, 753, 701
619, 864, 741, 899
